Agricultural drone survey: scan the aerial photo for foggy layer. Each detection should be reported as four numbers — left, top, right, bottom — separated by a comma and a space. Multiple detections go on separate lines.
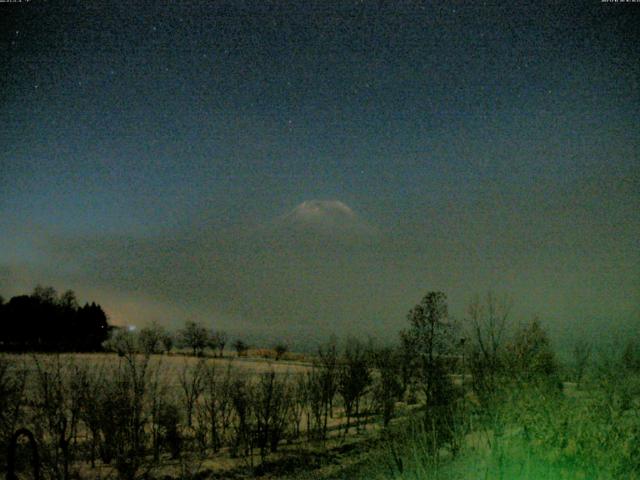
2, 183, 638, 351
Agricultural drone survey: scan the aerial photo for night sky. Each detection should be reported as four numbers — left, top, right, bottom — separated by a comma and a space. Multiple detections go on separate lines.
1, 1, 638, 347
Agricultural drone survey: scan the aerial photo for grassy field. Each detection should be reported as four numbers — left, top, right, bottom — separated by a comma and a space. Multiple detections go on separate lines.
347, 375, 640, 480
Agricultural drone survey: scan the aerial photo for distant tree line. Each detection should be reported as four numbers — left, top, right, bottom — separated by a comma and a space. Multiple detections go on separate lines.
106, 320, 294, 365
0, 286, 111, 352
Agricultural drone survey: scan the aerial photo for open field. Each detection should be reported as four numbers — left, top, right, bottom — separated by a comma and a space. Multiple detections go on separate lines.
2, 296, 640, 480
0, 350, 407, 480
3, 340, 640, 480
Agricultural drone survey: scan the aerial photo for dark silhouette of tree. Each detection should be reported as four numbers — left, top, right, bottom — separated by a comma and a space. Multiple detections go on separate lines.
103, 328, 139, 356
401, 291, 455, 407
371, 346, 403, 427
401, 291, 460, 455
274, 343, 288, 361
253, 371, 291, 460
233, 339, 249, 357
506, 317, 558, 382
0, 287, 110, 352
573, 339, 591, 389
162, 332, 174, 353
74, 302, 110, 351
309, 337, 339, 441
465, 292, 511, 400
139, 322, 168, 354
179, 321, 209, 357
210, 330, 228, 358
338, 338, 371, 434
32, 284, 57, 304
6, 428, 40, 480
621, 339, 640, 372
59, 290, 79, 310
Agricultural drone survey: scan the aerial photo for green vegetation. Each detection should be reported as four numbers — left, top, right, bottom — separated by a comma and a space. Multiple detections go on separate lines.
343, 294, 640, 480
360, 368, 640, 480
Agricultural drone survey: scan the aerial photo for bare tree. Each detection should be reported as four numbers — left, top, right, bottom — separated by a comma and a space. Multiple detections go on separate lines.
179, 321, 209, 357
371, 346, 403, 428
198, 361, 234, 452
621, 339, 640, 372
0, 357, 28, 469
78, 363, 107, 468
32, 285, 58, 303
506, 317, 557, 382
317, 337, 339, 418
31, 355, 83, 480
211, 331, 228, 358
466, 292, 511, 399
305, 338, 339, 442
139, 322, 167, 355
402, 291, 455, 407
59, 290, 79, 310
573, 339, 592, 389
233, 339, 249, 357
338, 338, 371, 435
288, 374, 308, 439
399, 331, 417, 403
106, 354, 153, 480
161, 332, 174, 353
253, 371, 291, 461
178, 359, 205, 430
306, 368, 325, 441
148, 359, 171, 463
401, 292, 462, 457
229, 372, 255, 462
274, 343, 288, 361
103, 328, 139, 356
157, 402, 182, 459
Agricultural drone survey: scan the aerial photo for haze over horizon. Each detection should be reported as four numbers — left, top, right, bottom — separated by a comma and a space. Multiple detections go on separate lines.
1, 1, 638, 349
